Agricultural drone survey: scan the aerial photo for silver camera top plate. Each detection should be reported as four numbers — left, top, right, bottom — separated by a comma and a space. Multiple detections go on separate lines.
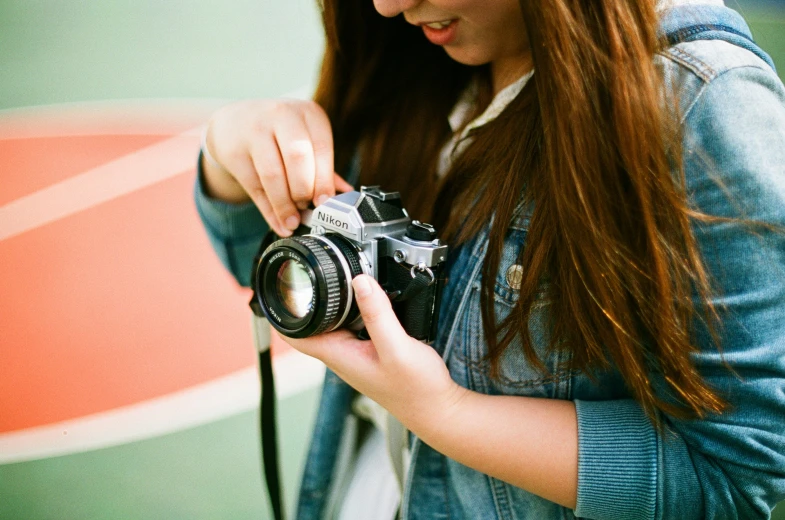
302, 190, 410, 242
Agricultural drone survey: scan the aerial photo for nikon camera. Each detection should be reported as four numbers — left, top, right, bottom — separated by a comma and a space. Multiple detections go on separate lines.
250, 186, 447, 343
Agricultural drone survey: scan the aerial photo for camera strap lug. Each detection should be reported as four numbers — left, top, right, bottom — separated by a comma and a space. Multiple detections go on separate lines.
386, 267, 435, 303
410, 262, 436, 285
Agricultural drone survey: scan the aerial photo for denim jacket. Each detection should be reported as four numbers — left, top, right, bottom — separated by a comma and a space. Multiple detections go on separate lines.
195, 5, 785, 519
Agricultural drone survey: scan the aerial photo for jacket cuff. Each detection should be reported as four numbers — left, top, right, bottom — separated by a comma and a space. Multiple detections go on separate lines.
194, 154, 266, 241
574, 399, 658, 520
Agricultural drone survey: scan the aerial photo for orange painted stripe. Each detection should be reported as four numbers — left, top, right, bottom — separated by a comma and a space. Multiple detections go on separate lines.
0, 101, 310, 433
0, 172, 268, 432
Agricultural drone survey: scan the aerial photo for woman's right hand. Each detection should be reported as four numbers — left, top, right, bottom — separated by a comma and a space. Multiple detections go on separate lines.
201, 98, 354, 237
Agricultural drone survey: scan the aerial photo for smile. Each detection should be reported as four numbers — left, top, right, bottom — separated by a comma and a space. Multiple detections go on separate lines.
424, 20, 454, 29
419, 18, 458, 46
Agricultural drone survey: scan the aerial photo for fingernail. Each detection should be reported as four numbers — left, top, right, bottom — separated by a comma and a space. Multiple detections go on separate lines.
316, 194, 329, 206
352, 276, 372, 297
285, 216, 299, 230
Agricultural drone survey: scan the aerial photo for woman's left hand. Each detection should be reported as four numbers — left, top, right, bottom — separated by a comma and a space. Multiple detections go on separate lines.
288, 275, 579, 508
284, 274, 467, 434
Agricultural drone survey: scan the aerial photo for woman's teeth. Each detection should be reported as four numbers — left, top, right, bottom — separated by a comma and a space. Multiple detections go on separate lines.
425, 20, 453, 29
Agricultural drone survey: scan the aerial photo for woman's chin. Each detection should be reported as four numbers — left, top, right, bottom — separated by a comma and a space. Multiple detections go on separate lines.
441, 46, 490, 67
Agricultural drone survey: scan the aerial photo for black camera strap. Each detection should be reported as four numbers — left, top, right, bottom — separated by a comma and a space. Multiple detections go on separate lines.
387, 268, 436, 302
251, 315, 285, 520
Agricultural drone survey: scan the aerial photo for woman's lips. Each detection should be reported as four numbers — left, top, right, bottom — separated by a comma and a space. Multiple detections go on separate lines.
420, 19, 458, 46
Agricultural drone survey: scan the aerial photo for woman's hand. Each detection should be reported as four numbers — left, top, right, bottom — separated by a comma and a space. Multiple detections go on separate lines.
285, 274, 468, 434
202, 99, 354, 237
286, 274, 578, 508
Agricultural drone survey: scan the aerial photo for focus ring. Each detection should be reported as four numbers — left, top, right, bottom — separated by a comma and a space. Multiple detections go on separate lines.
295, 236, 343, 336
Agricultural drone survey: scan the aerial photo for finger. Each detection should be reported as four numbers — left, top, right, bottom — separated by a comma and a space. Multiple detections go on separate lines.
314, 174, 354, 208
248, 136, 301, 233
287, 330, 379, 381
351, 275, 409, 356
285, 328, 352, 361
274, 113, 317, 208
227, 160, 288, 235
302, 105, 336, 206
333, 173, 354, 194
254, 190, 289, 237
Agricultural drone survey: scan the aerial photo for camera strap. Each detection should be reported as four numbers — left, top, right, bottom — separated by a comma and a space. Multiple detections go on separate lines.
251, 315, 285, 520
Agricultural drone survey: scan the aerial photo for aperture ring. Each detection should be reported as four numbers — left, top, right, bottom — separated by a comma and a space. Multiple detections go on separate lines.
310, 235, 356, 332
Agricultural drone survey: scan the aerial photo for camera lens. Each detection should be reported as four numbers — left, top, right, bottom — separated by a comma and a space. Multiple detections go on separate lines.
255, 234, 364, 338
275, 259, 313, 318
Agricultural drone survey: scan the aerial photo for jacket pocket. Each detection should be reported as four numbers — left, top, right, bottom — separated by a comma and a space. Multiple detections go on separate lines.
460, 218, 575, 398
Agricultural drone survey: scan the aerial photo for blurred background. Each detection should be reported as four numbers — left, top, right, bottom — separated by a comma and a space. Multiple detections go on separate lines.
0, 1, 783, 519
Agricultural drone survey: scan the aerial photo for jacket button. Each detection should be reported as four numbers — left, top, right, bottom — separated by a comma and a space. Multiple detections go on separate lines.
506, 264, 523, 290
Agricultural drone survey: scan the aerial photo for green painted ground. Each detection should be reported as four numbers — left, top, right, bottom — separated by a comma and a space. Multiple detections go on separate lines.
744, 15, 785, 75
0, 388, 321, 520
0, 0, 325, 109
0, 1, 781, 111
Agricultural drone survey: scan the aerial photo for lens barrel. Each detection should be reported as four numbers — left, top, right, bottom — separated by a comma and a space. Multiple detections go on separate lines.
256, 234, 363, 338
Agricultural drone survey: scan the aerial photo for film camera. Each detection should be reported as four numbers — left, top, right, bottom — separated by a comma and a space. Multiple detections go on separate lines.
250, 186, 447, 343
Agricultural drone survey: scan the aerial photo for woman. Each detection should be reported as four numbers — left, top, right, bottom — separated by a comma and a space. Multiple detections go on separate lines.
195, 0, 785, 518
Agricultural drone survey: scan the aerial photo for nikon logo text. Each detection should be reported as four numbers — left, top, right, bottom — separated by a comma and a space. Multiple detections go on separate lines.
316, 211, 349, 230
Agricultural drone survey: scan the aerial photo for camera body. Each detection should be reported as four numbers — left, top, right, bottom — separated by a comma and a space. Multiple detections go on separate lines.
250, 186, 448, 343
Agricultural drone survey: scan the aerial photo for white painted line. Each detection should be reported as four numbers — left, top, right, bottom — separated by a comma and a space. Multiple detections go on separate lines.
0, 89, 312, 140
0, 127, 202, 242
0, 351, 325, 464
0, 99, 226, 139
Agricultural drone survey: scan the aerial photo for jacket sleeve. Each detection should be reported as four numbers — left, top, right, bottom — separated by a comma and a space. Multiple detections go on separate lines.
193, 154, 268, 287
573, 66, 785, 519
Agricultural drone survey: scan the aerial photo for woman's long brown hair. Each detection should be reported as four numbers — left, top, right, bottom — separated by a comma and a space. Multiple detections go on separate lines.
314, 0, 726, 421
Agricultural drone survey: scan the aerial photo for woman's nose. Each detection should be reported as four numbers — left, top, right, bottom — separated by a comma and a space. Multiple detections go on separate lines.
373, 0, 422, 18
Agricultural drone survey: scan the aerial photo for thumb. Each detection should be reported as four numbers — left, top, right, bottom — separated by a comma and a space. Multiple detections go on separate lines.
352, 275, 408, 349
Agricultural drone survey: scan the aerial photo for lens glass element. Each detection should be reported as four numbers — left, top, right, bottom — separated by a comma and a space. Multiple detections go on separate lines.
275, 259, 313, 318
